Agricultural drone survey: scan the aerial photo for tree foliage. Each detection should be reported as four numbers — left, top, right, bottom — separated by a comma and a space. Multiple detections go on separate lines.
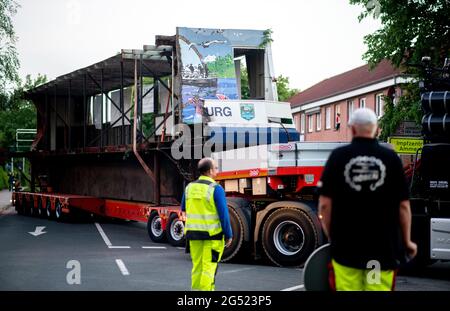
0, 74, 47, 150
0, 0, 20, 88
350, 0, 450, 139
240, 66, 298, 102
276, 75, 299, 102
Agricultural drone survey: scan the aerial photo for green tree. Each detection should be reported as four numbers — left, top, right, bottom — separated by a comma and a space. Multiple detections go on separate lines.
240, 66, 250, 99
240, 67, 298, 102
350, 0, 450, 139
276, 75, 299, 102
0, 0, 20, 90
0, 74, 47, 150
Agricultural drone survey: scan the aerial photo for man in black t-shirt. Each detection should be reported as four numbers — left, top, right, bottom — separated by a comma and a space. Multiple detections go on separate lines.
318, 108, 417, 291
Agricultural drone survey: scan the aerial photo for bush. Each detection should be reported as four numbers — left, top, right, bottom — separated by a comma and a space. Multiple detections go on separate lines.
0, 167, 9, 190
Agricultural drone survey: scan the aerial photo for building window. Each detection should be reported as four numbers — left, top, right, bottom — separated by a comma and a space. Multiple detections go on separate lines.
300, 113, 305, 134
308, 114, 313, 133
316, 112, 321, 131
347, 100, 354, 121
376, 93, 384, 117
325, 106, 332, 130
359, 97, 366, 108
335, 104, 341, 130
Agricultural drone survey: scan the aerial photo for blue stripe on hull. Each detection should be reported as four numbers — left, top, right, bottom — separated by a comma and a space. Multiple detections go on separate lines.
205, 126, 299, 147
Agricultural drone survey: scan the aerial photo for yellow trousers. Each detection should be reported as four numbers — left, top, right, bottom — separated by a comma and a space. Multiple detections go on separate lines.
330, 259, 397, 291
189, 239, 225, 291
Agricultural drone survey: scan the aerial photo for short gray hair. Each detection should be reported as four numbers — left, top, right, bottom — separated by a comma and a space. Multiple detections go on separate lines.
348, 108, 378, 126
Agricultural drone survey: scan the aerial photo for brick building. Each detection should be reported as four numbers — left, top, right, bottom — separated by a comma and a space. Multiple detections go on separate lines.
290, 60, 411, 142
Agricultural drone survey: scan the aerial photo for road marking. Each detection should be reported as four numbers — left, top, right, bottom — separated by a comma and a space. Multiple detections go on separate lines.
28, 226, 47, 236
280, 284, 304, 291
176, 247, 185, 250
94, 223, 112, 247
141, 246, 167, 249
94, 222, 130, 249
115, 259, 130, 276
220, 267, 255, 274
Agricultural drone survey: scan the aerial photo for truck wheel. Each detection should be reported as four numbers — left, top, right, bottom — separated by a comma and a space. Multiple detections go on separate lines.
29, 197, 36, 217
37, 198, 45, 217
221, 207, 245, 262
55, 200, 64, 221
147, 211, 166, 243
45, 199, 53, 219
166, 213, 185, 247
22, 195, 31, 216
17, 195, 25, 215
262, 208, 318, 267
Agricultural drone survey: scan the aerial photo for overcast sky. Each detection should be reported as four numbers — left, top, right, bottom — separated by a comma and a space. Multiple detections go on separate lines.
13, 0, 381, 91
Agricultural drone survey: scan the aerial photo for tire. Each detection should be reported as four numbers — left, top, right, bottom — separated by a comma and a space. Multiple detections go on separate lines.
22, 195, 31, 216
45, 199, 53, 219
147, 211, 167, 243
37, 198, 45, 218
166, 213, 186, 247
29, 197, 36, 217
55, 200, 64, 221
221, 207, 245, 262
262, 208, 319, 267
16, 195, 25, 215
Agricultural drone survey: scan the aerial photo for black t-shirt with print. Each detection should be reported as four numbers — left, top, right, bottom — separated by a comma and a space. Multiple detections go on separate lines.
318, 137, 409, 270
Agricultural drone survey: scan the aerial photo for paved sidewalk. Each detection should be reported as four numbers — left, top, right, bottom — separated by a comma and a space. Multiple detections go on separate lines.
0, 189, 13, 214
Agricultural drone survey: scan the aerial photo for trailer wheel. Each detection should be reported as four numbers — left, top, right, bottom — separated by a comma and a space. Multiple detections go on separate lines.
262, 208, 318, 267
22, 195, 32, 216
221, 207, 245, 262
45, 199, 53, 219
17, 195, 26, 215
55, 200, 63, 221
37, 198, 45, 217
166, 213, 185, 247
29, 197, 36, 217
147, 211, 166, 243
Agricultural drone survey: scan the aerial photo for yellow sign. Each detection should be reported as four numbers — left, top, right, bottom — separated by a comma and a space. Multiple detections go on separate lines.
388, 137, 423, 154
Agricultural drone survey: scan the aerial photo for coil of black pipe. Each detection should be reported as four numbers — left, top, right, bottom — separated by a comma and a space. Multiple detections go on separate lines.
421, 91, 450, 114
421, 113, 450, 136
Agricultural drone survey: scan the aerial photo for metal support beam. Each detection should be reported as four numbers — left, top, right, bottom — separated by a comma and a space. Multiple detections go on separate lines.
139, 55, 143, 143
83, 74, 87, 148
45, 93, 49, 149
154, 79, 159, 115
154, 152, 160, 205
86, 106, 133, 147
68, 79, 72, 150
120, 60, 125, 145
87, 72, 133, 125
100, 69, 104, 148
141, 62, 178, 100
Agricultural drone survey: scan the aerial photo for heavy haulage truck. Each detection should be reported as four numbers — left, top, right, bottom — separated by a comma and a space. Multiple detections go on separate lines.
11, 27, 343, 267
408, 57, 450, 266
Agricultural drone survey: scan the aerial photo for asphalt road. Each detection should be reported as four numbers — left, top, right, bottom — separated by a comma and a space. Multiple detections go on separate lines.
0, 190, 450, 291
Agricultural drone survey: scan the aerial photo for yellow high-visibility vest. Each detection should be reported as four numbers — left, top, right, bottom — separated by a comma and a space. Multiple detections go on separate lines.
185, 176, 222, 238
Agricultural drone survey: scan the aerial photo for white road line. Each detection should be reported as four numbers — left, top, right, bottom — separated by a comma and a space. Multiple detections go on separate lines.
141, 246, 167, 249
176, 247, 185, 250
94, 223, 131, 249
94, 223, 112, 247
115, 259, 130, 276
219, 267, 255, 274
280, 284, 305, 291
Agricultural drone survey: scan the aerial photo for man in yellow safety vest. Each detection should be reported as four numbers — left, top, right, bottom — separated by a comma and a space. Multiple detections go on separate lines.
181, 157, 233, 291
